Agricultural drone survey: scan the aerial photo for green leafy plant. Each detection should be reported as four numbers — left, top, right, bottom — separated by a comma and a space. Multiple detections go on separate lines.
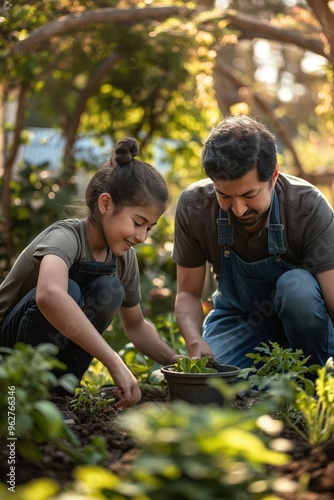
70, 382, 116, 420
239, 341, 320, 392
114, 400, 289, 500
80, 357, 113, 388
6, 399, 288, 500
54, 435, 110, 467
0, 343, 109, 464
0, 342, 77, 461
240, 342, 334, 446
173, 356, 218, 374
153, 313, 187, 355
118, 342, 156, 384
284, 357, 334, 445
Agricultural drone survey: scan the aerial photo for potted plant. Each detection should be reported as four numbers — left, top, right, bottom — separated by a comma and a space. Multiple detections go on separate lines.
161, 356, 240, 405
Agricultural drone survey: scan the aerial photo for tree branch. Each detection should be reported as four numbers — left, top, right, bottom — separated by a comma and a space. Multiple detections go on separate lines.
306, 0, 334, 60
12, 5, 329, 65
219, 10, 330, 62
13, 7, 195, 55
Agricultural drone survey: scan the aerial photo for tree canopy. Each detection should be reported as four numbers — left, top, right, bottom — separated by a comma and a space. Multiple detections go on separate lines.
1, 0, 334, 267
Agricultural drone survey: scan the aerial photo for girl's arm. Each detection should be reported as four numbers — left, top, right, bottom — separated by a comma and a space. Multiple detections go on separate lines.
119, 304, 181, 365
36, 254, 141, 408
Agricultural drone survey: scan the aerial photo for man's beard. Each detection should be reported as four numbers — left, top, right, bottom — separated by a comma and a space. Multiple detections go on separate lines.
230, 210, 268, 228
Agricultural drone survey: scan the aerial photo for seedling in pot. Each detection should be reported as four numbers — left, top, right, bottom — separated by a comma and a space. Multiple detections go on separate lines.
173, 356, 218, 374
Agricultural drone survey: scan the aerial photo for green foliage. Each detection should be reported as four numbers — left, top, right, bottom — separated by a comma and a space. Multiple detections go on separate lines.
0, 342, 111, 465
80, 357, 112, 389
173, 356, 217, 374
0, 161, 76, 270
55, 434, 110, 467
239, 341, 320, 392
285, 357, 334, 445
70, 382, 116, 419
0, 342, 77, 461
240, 342, 334, 446
118, 342, 156, 384
114, 401, 288, 499
0, 342, 75, 403
4, 400, 288, 499
153, 313, 187, 355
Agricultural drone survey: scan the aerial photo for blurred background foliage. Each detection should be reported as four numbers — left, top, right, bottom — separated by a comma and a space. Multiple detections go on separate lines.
1, 0, 334, 324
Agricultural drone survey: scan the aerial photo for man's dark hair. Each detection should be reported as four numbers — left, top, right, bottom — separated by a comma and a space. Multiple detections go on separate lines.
201, 115, 277, 182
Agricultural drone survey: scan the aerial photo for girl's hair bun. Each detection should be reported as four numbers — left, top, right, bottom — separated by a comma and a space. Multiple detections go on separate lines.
113, 137, 140, 166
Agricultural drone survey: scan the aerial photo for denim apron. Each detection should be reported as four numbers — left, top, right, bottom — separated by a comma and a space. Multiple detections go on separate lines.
67, 252, 125, 335
69, 255, 117, 287
203, 190, 296, 367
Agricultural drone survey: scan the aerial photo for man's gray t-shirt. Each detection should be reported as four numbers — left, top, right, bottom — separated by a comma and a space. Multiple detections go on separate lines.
0, 219, 140, 323
172, 173, 334, 277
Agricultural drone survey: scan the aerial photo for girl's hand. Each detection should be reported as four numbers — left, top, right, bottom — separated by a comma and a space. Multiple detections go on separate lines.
109, 366, 142, 409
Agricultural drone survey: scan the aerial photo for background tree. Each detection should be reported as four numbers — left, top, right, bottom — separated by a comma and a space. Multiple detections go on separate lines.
1, 0, 333, 273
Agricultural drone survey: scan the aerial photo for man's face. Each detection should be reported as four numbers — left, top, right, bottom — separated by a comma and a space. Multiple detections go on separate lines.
213, 166, 278, 230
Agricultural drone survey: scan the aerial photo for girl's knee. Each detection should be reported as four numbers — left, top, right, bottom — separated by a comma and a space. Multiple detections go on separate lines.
82, 276, 125, 329
68, 279, 82, 301
90, 275, 125, 308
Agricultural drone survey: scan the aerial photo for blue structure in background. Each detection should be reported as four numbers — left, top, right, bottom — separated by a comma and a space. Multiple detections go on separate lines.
19, 128, 171, 173
19, 128, 113, 170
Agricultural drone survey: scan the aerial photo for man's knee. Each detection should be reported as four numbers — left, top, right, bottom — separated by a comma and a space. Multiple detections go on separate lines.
275, 269, 319, 303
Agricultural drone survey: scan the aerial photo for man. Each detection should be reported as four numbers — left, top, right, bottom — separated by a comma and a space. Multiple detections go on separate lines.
172, 115, 334, 368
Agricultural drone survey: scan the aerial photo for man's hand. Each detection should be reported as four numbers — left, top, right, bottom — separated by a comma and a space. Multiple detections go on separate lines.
187, 338, 214, 360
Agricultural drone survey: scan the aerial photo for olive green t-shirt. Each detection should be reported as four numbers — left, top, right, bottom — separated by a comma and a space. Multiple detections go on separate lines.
0, 219, 140, 323
172, 173, 334, 277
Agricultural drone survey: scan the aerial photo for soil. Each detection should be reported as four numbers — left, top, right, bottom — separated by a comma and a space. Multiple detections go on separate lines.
1, 385, 333, 499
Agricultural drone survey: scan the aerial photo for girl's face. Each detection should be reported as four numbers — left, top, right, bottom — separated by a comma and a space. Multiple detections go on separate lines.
100, 197, 163, 256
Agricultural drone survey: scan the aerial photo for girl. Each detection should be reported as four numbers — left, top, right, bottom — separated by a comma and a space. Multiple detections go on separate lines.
0, 137, 180, 408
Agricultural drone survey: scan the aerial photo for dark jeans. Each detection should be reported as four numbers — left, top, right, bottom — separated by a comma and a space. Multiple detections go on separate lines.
0, 275, 125, 393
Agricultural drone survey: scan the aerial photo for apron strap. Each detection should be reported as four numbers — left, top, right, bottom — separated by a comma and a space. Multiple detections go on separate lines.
268, 190, 286, 256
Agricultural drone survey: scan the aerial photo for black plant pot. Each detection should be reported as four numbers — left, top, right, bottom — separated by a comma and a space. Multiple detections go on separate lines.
161, 364, 240, 405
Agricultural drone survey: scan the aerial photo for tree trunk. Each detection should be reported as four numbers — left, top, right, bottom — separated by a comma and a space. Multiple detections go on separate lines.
306, 0, 334, 63
1, 84, 29, 268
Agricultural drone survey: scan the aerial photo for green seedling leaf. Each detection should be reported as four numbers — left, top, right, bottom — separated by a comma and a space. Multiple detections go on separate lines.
173, 356, 218, 373
31, 400, 66, 442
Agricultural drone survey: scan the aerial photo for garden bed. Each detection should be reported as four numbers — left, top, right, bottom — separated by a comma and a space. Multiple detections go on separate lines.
1, 385, 333, 499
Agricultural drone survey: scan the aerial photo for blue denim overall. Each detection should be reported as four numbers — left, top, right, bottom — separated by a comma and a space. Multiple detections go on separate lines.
203, 191, 334, 368
0, 257, 125, 391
